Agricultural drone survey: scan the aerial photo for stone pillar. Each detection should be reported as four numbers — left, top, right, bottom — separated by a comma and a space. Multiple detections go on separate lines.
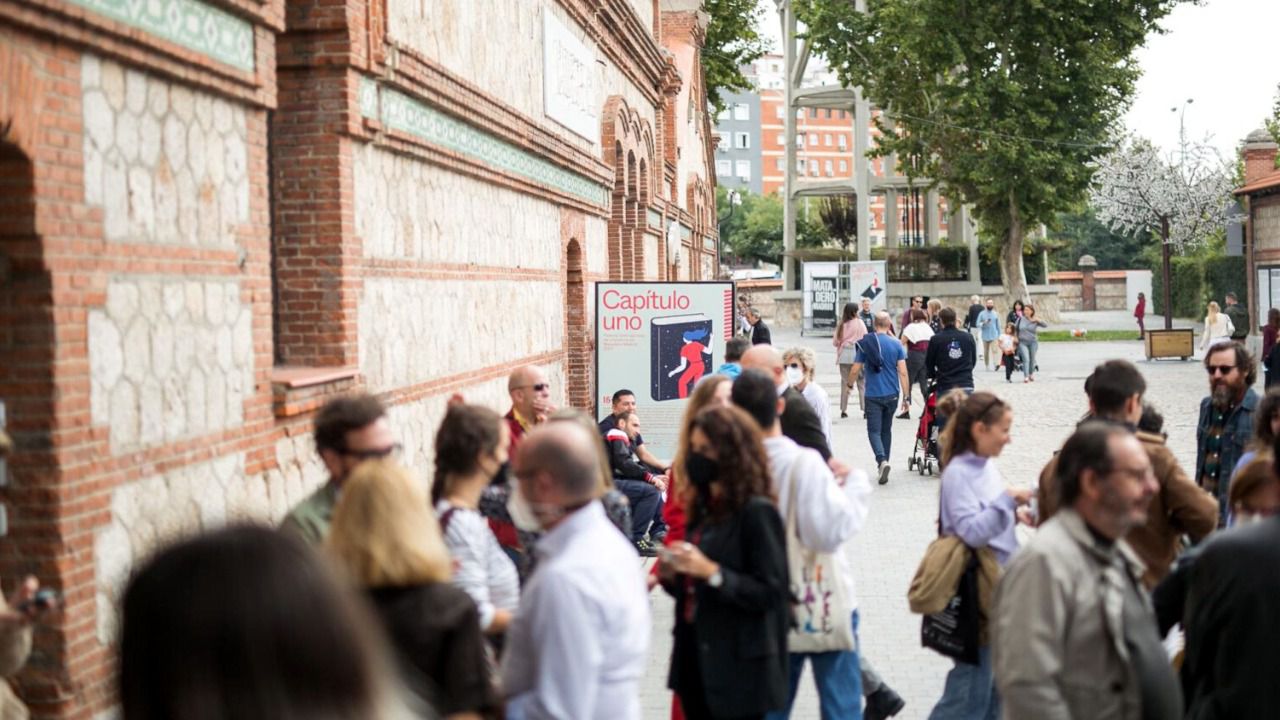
964, 206, 980, 285
885, 189, 898, 248
1079, 254, 1098, 311
925, 188, 940, 246
854, 90, 871, 262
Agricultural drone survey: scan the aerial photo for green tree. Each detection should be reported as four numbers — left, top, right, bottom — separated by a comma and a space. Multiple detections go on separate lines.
720, 190, 826, 266
797, 0, 1186, 301
703, 0, 770, 114
818, 195, 858, 257
1268, 84, 1280, 169
1050, 207, 1147, 271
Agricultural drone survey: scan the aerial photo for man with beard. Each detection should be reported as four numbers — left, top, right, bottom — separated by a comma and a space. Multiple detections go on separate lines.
994, 422, 1180, 720
1195, 341, 1259, 526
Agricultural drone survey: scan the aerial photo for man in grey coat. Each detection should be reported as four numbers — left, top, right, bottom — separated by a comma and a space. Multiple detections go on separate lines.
993, 422, 1181, 720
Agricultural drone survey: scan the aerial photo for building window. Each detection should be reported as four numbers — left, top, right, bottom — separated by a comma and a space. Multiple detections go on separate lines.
735, 132, 750, 149
717, 106, 732, 121
733, 103, 749, 121
735, 160, 751, 181
776, 133, 785, 146
825, 133, 832, 146
796, 134, 805, 148
838, 135, 847, 150
775, 105, 784, 119
810, 164, 819, 176
825, 160, 833, 176
716, 160, 731, 176
824, 109, 832, 119
839, 160, 848, 172
798, 159, 807, 173
775, 157, 785, 170
717, 135, 729, 152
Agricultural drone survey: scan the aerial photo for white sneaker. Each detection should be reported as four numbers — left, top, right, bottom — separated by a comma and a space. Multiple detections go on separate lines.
878, 462, 891, 485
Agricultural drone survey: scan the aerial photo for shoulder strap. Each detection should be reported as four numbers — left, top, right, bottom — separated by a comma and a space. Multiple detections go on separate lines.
439, 507, 459, 535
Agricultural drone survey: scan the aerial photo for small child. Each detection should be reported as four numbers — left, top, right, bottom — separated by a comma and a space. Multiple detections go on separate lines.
998, 322, 1019, 383
1137, 401, 1167, 441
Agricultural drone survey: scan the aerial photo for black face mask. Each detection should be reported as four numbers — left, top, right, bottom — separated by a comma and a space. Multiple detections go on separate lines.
490, 460, 511, 487
684, 452, 719, 491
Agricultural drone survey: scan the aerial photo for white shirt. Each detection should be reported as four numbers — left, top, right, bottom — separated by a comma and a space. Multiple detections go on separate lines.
763, 435, 872, 609
799, 381, 833, 449
435, 499, 519, 630
501, 502, 650, 720
901, 321, 935, 346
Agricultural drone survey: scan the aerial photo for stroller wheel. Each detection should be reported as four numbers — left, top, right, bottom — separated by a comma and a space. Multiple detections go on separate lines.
908, 457, 916, 471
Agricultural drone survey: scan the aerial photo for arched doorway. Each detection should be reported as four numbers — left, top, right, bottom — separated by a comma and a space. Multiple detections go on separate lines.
0, 138, 60, 706
564, 239, 590, 411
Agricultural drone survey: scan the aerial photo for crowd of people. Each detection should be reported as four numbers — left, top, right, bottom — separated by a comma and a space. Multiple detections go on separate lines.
5, 289, 1277, 720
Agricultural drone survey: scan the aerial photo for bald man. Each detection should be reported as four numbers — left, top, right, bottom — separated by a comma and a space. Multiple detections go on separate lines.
741, 345, 832, 462
502, 422, 650, 720
506, 365, 555, 452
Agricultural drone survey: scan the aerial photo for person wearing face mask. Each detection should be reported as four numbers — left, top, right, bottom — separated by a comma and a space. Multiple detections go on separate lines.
431, 403, 521, 638
1037, 360, 1217, 589
1195, 341, 1260, 526
976, 300, 1001, 372
782, 347, 832, 449
281, 393, 399, 545
501, 422, 650, 720
659, 405, 790, 720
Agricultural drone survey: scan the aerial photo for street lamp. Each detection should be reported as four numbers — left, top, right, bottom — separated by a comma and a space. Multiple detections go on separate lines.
1170, 98, 1193, 162
717, 188, 742, 273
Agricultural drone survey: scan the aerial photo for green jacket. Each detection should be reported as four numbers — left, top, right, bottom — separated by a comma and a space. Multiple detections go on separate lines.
280, 482, 339, 546
1225, 304, 1249, 339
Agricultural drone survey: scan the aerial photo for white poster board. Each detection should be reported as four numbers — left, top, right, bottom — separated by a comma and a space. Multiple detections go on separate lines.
802, 261, 841, 334
849, 261, 889, 316
595, 282, 735, 460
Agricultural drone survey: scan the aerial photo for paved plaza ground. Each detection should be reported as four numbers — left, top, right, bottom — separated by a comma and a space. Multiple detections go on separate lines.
639, 321, 1240, 719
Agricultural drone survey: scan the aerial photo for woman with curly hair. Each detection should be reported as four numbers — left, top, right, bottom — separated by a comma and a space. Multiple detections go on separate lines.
660, 405, 789, 720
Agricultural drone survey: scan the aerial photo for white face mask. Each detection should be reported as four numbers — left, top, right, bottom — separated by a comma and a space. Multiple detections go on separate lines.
785, 366, 805, 386
507, 482, 544, 533
1234, 512, 1266, 527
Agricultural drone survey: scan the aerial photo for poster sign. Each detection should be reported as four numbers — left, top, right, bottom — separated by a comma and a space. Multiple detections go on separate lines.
811, 277, 838, 331
849, 261, 889, 316
596, 282, 735, 461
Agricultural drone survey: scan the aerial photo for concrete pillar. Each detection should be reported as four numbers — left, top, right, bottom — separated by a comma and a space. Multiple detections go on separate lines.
925, 188, 940, 246
964, 206, 981, 285
885, 190, 898, 249
1079, 255, 1098, 311
854, 89, 871, 262
781, 4, 797, 290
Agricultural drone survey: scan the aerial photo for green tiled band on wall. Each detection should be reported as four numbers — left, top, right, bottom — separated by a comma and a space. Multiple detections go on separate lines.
67, 0, 255, 72
360, 78, 609, 208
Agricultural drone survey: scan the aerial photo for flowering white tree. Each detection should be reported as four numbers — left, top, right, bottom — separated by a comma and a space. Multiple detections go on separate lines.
1091, 136, 1236, 329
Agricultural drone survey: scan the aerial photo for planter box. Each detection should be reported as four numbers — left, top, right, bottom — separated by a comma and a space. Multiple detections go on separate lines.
1145, 328, 1195, 360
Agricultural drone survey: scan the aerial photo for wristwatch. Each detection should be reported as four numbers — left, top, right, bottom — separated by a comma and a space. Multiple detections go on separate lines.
706, 568, 724, 588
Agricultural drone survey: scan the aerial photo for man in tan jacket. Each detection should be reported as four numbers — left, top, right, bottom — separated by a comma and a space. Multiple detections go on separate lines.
1037, 360, 1217, 587
995, 423, 1180, 720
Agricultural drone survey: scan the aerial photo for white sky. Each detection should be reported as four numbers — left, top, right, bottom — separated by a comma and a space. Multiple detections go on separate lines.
756, 0, 1280, 159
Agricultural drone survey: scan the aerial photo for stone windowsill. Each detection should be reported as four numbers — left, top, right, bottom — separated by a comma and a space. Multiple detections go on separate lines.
270, 366, 360, 418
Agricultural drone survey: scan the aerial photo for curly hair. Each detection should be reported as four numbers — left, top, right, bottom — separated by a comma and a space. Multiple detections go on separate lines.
684, 405, 775, 526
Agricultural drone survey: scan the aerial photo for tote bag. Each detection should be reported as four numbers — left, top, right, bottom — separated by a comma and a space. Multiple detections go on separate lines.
920, 549, 981, 665
784, 461, 856, 653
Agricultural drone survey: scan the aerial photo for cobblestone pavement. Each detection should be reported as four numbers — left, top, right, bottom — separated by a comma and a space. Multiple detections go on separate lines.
640, 326, 1235, 719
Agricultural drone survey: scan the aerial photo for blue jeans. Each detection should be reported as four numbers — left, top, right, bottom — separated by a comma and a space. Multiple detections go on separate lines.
767, 612, 863, 720
1017, 341, 1038, 378
927, 645, 999, 720
865, 395, 896, 464
613, 479, 662, 542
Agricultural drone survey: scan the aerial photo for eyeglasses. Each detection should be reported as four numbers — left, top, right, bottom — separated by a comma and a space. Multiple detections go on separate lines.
515, 383, 551, 392
339, 443, 402, 461
1206, 365, 1237, 376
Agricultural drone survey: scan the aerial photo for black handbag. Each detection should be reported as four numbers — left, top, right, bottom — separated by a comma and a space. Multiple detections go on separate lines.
920, 549, 981, 665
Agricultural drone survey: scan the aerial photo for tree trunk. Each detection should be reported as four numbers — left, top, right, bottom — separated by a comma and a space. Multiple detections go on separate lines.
999, 200, 1028, 305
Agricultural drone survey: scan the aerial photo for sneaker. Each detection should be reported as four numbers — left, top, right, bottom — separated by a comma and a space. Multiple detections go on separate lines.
877, 462, 891, 485
896, 411, 910, 420
633, 539, 658, 558
864, 686, 906, 720
841, 411, 848, 419
649, 531, 667, 546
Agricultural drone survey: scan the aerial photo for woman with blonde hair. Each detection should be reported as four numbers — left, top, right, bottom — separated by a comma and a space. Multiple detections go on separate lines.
783, 346, 832, 447
1200, 301, 1234, 351
329, 460, 499, 720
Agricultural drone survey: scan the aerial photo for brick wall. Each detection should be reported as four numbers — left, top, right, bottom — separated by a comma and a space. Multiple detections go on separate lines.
0, 0, 720, 715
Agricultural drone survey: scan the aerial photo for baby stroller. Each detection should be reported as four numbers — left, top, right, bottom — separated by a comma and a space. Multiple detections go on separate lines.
908, 385, 940, 476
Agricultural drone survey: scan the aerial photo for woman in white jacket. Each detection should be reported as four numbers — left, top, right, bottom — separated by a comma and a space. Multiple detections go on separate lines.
1201, 301, 1235, 351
